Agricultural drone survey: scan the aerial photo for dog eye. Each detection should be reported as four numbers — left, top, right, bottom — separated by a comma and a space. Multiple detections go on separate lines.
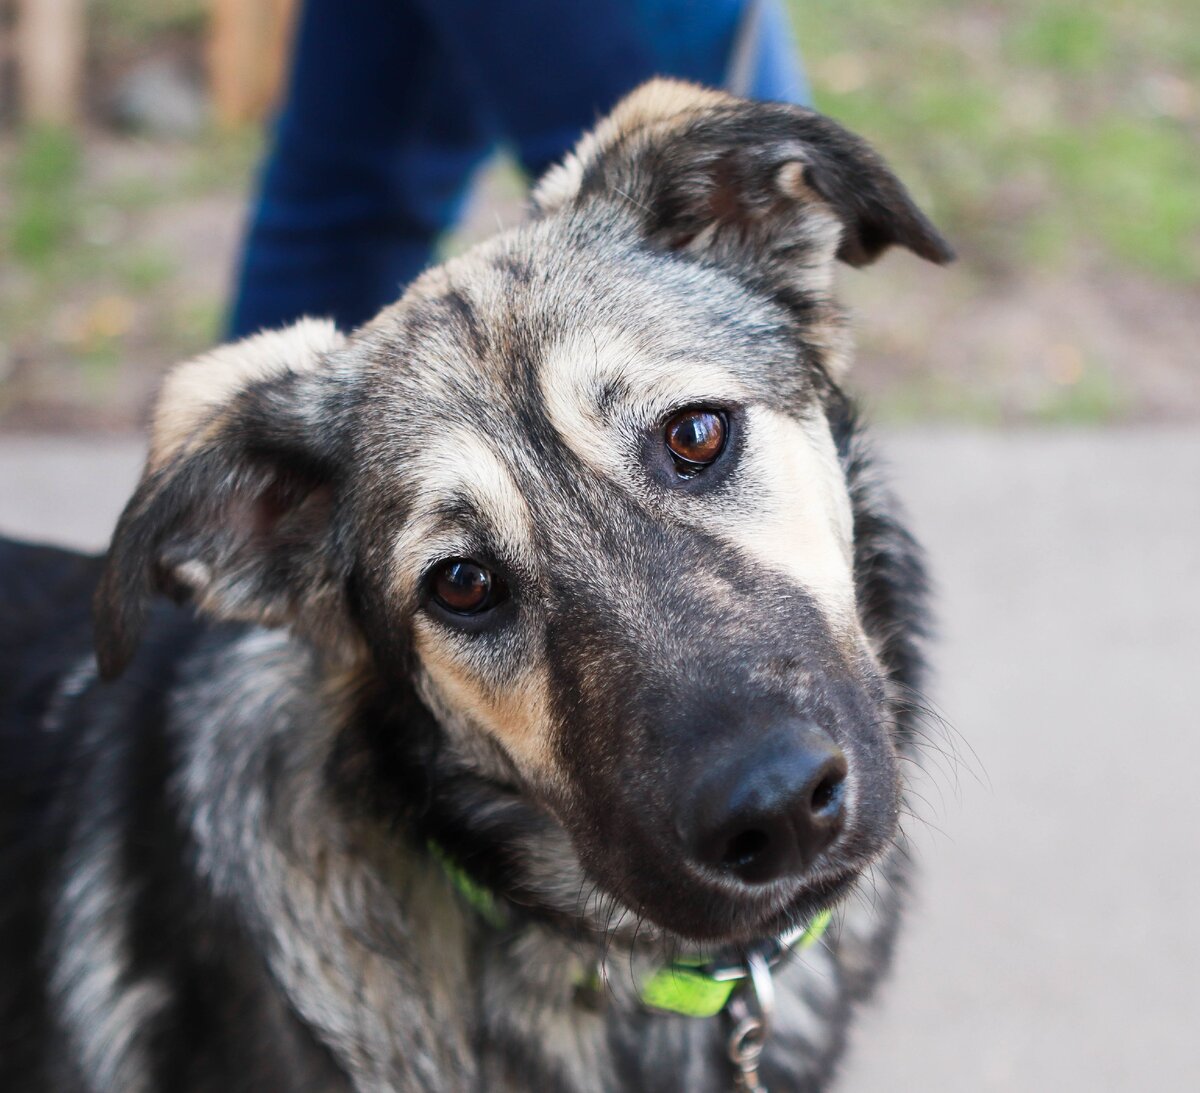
429, 559, 506, 616
664, 408, 727, 471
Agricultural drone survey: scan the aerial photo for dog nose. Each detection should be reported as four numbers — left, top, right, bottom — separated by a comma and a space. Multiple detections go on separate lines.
680, 723, 848, 885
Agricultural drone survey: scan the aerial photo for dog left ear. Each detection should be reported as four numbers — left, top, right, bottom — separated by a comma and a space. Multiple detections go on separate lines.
94, 321, 355, 680
533, 79, 953, 284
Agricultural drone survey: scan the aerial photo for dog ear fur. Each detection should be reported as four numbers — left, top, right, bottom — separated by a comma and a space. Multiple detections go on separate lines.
94, 321, 354, 680
533, 78, 953, 277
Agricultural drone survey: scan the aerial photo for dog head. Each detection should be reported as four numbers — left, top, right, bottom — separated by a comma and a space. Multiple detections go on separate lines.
96, 81, 949, 944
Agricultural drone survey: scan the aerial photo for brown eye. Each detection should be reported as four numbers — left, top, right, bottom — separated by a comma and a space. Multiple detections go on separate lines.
430, 559, 502, 615
664, 408, 727, 469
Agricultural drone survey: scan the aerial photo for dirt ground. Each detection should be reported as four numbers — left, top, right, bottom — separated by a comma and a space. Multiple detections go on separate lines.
2, 137, 1198, 435
4, 0, 1198, 432
5, 426, 1197, 1092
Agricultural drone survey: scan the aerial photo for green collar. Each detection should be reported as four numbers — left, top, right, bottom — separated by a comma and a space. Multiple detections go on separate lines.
637, 908, 832, 1017
429, 840, 832, 1019
427, 841, 508, 928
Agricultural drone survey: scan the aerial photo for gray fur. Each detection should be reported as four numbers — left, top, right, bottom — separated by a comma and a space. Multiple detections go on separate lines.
2, 81, 949, 1092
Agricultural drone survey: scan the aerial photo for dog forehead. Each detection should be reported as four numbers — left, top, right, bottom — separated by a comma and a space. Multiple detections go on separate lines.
358, 224, 801, 427
345, 224, 843, 577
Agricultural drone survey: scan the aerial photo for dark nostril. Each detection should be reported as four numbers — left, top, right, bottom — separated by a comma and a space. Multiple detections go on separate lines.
809, 762, 846, 817
683, 727, 849, 885
721, 828, 770, 870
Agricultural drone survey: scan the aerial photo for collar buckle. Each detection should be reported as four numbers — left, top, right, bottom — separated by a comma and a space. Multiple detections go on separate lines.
726, 950, 775, 1092
637, 908, 833, 1018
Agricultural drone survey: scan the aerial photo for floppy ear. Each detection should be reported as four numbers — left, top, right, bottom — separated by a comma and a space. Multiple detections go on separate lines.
533, 79, 953, 290
94, 320, 354, 680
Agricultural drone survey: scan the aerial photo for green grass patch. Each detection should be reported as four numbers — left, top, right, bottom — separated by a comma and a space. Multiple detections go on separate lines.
1041, 120, 1200, 280
6, 127, 83, 267
100, 174, 174, 211
170, 298, 225, 356
1033, 363, 1126, 424
118, 248, 177, 292
1008, 6, 1112, 74
181, 127, 265, 195
869, 372, 1006, 427
788, 0, 1200, 284
98, 0, 206, 38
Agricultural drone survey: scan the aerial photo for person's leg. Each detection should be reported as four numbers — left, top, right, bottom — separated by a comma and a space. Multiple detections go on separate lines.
724, 0, 810, 104
229, 0, 808, 335
411, 0, 808, 179
626, 0, 809, 106
228, 0, 494, 337
411, 0, 667, 178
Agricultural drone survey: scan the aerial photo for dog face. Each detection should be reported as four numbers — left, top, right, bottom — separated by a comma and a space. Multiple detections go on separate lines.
97, 81, 950, 943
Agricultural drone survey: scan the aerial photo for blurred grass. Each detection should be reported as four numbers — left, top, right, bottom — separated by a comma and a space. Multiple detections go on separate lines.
789, 0, 1200, 283
2, 0, 1197, 428
101, 0, 207, 39
8, 127, 83, 267
0, 122, 258, 425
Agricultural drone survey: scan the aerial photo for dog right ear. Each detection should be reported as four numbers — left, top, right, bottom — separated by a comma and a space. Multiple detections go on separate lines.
533, 79, 952, 290
94, 320, 355, 680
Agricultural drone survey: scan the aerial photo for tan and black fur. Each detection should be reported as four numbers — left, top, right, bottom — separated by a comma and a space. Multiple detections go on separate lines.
0, 81, 952, 1091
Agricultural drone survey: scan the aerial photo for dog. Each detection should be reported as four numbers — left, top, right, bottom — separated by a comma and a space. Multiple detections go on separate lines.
0, 80, 951, 1092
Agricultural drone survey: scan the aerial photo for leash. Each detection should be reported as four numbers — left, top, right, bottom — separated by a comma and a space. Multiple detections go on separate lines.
429, 840, 831, 1092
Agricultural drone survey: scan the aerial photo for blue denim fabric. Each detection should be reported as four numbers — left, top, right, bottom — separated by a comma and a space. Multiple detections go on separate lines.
228, 0, 808, 336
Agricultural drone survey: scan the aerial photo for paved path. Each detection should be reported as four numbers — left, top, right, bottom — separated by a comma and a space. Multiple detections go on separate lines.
2, 429, 1197, 1091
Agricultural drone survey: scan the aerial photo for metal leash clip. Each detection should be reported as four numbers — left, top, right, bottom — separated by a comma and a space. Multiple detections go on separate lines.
725, 950, 775, 1092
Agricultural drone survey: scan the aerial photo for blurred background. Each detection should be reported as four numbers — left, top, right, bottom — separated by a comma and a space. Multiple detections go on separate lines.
0, 2, 1197, 1090
0, 0, 1196, 429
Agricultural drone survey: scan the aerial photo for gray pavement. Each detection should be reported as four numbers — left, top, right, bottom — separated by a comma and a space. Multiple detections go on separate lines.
1, 428, 1198, 1091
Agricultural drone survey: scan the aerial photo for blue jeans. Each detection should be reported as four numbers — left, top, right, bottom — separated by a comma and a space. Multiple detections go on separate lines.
228, 0, 808, 336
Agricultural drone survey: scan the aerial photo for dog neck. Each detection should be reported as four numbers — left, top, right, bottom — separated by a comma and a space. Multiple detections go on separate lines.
172, 631, 685, 1087
430, 833, 833, 1019
170, 626, 898, 1092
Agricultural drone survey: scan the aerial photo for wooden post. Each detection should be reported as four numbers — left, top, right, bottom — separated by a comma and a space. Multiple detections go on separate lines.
0, 1, 13, 124
261, 0, 297, 117
209, 0, 298, 127
16, 0, 85, 126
